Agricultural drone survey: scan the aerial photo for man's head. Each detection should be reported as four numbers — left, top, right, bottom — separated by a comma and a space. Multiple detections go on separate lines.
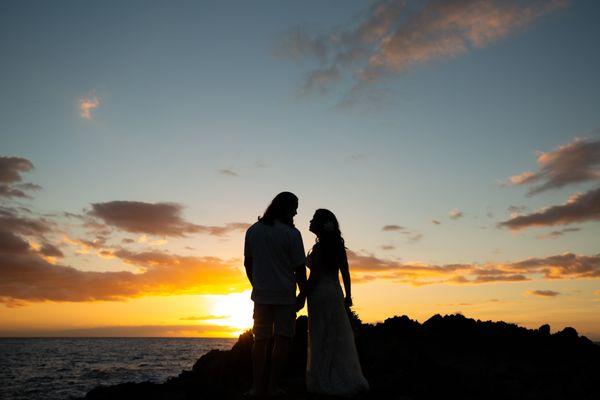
260, 192, 298, 226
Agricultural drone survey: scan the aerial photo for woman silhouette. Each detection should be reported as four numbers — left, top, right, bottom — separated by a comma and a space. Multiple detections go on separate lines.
304, 209, 369, 396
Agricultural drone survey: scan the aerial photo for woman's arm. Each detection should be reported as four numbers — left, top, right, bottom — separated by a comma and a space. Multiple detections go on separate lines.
340, 248, 352, 307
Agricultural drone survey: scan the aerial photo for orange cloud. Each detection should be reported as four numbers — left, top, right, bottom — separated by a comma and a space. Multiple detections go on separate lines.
180, 315, 228, 321
79, 93, 100, 119
347, 250, 600, 286
0, 238, 247, 304
0, 324, 239, 337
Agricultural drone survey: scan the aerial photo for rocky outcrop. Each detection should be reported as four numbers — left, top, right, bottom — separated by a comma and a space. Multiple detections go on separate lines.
83, 313, 600, 399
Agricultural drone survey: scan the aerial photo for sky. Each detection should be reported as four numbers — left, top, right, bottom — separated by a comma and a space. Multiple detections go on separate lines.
1, 0, 599, 339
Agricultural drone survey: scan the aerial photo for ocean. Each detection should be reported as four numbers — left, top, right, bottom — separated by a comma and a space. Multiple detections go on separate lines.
0, 337, 237, 400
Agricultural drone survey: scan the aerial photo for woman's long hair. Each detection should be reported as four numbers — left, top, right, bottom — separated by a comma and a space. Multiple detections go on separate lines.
259, 192, 298, 226
313, 208, 346, 268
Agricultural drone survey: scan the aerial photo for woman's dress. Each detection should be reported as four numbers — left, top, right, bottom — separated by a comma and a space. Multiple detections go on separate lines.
306, 248, 369, 396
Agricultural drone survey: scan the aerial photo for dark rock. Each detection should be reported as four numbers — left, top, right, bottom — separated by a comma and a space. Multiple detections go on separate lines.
82, 313, 600, 400
538, 324, 551, 336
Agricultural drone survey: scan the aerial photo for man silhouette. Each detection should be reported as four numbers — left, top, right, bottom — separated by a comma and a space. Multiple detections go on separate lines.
244, 192, 307, 397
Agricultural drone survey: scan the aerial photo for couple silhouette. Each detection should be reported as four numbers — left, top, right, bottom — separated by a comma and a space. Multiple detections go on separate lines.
244, 192, 369, 398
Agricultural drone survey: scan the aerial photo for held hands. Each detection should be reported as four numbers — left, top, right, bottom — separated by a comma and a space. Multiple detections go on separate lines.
295, 292, 307, 312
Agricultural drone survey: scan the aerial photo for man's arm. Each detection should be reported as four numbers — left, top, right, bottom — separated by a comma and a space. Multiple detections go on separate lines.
294, 263, 307, 311
244, 256, 253, 285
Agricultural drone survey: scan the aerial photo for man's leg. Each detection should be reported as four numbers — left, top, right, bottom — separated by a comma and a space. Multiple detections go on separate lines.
268, 305, 296, 394
252, 304, 273, 396
252, 338, 269, 396
268, 334, 291, 394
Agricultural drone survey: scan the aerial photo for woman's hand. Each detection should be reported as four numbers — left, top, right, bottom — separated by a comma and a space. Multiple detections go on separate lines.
344, 295, 353, 308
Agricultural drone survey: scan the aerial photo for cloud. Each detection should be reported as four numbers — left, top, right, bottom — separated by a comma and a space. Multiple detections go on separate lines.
179, 315, 229, 321
0, 206, 54, 237
89, 201, 249, 237
449, 209, 464, 220
0, 242, 247, 303
507, 205, 528, 216
382, 224, 404, 231
382, 224, 422, 243
0, 156, 40, 199
346, 250, 600, 286
0, 185, 31, 199
431, 219, 441, 225
0, 156, 33, 183
381, 245, 395, 251
281, 0, 566, 102
39, 243, 64, 258
79, 93, 100, 119
218, 168, 239, 177
511, 253, 600, 279
498, 187, 600, 230
537, 227, 581, 239
0, 230, 30, 255
302, 65, 340, 95
346, 153, 367, 161
528, 290, 561, 297
406, 232, 423, 244
505, 138, 600, 195
0, 324, 239, 337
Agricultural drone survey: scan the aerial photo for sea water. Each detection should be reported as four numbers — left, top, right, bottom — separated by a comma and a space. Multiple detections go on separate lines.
0, 337, 236, 400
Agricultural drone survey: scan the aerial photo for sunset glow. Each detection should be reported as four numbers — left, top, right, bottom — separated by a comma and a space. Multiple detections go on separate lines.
1, 0, 599, 340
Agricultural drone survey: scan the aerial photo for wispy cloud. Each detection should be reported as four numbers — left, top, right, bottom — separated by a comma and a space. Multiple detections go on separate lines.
382, 224, 423, 244
527, 290, 561, 297
382, 224, 404, 231
537, 227, 581, 239
78, 93, 101, 120
505, 137, 600, 195
0, 156, 40, 199
280, 0, 567, 104
449, 209, 464, 220
88, 201, 250, 237
218, 168, 239, 177
507, 205, 528, 216
498, 187, 600, 230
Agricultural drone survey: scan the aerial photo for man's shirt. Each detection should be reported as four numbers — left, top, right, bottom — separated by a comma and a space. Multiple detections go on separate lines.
244, 220, 305, 305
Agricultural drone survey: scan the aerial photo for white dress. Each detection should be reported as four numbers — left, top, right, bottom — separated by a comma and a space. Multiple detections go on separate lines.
306, 250, 369, 396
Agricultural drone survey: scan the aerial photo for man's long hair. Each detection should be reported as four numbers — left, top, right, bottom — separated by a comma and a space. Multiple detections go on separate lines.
259, 192, 298, 226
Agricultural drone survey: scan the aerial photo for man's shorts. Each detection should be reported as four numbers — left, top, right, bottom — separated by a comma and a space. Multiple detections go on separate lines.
252, 303, 296, 340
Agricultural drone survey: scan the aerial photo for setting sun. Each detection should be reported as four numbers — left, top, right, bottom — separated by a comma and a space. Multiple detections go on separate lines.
205, 291, 254, 335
